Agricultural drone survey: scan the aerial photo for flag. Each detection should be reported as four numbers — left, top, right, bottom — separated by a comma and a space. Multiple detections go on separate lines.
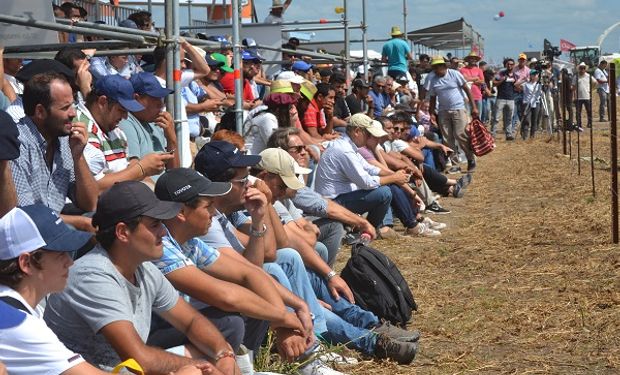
560, 39, 576, 52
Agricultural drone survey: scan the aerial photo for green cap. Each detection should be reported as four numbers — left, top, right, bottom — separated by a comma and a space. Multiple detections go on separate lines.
211, 53, 233, 73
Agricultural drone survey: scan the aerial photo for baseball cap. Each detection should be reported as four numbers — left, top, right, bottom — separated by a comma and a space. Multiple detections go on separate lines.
518, 53, 527, 60
94, 75, 145, 112
211, 53, 233, 73
257, 148, 310, 190
129, 72, 174, 98
276, 71, 305, 84
292, 61, 312, 72
242, 38, 257, 48
578, 62, 587, 67
195, 141, 262, 181
155, 168, 232, 203
92, 181, 182, 230
15, 59, 75, 84
242, 49, 264, 62
205, 53, 224, 68
0, 205, 92, 260
118, 19, 138, 29
0, 110, 20, 161
352, 79, 370, 89
349, 113, 388, 138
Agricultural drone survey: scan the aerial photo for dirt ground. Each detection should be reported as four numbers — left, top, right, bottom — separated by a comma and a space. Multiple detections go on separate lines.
333, 114, 620, 374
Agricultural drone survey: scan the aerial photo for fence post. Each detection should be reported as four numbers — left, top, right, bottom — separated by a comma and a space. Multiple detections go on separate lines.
610, 63, 618, 243
589, 68, 596, 197
561, 70, 568, 155
577, 72, 581, 175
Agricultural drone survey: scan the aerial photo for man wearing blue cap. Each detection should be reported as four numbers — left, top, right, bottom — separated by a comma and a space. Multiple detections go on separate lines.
119, 72, 181, 179
79, 74, 175, 191
292, 60, 313, 81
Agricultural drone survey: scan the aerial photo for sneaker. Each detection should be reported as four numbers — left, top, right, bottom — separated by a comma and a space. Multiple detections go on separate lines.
404, 223, 441, 237
378, 227, 399, 240
317, 352, 358, 366
452, 183, 464, 198
425, 201, 451, 214
446, 165, 461, 174
577, 126, 584, 132
422, 217, 447, 230
373, 320, 421, 343
467, 159, 476, 173
506, 135, 515, 141
297, 359, 349, 375
600, 117, 606, 122
374, 334, 418, 364
458, 173, 473, 189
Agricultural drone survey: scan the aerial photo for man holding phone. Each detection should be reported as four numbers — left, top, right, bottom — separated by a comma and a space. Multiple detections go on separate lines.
119, 72, 180, 180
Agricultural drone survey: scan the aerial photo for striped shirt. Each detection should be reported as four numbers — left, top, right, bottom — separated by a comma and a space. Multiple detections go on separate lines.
78, 107, 129, 180
10, 117, 76, 213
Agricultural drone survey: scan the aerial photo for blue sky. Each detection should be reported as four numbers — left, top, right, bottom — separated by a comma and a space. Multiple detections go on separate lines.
253, 0, 620, 64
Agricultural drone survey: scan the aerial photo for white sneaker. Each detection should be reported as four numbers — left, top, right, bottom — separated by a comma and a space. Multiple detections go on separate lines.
405, 223, 441, 237
297, 359, 349, 375
317, 352, 358, 365
422, 217, 447, 230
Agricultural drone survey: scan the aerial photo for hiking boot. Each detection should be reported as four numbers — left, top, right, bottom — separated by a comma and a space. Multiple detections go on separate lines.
374, 334, 418, 364
467, 159, 476, 173
378, 227, 399, 240
425, 201, 451, 214
446, 165, 461, 174
422, 216, 447, 230
458, 173, 473, 189
506, 135, 515, 141
404, 223, 441, 237
373, 320, 421, 343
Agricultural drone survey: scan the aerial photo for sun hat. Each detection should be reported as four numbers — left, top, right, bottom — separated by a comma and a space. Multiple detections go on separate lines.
390, 26, 404, 37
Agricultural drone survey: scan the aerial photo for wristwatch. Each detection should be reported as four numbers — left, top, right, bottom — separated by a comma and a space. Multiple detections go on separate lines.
326, 270, 337, 281
250, 223, 267, 237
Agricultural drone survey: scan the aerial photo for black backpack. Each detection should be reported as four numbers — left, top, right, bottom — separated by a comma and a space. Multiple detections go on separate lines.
341, 242, 417, 327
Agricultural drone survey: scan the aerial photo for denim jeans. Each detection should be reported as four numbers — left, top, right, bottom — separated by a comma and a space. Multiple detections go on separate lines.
263, 248, 328, 334
512, 93, 524, 128
314, 219, 346, 267
575, 99, 592, 127
386, 185, 418, 228
597, 88, 608, 120
333, 186, 392, 228
520, 104, 540, 140
491, 99, 515, 137
308, 270, 379, 355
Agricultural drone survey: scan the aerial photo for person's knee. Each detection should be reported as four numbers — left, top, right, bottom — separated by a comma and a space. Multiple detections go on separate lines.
375, 185, 392, 204
314, 242, 329, 263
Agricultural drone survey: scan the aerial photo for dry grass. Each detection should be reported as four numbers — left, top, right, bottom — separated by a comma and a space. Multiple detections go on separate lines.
331, 111, 620, 374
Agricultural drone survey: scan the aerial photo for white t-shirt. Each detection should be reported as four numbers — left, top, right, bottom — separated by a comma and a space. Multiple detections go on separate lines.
0, 286, 85, 375
244, 106, 278, 155
594, 68, 609, 93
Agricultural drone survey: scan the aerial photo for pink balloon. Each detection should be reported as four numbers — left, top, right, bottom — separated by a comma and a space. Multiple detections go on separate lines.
499, 11, 505, 17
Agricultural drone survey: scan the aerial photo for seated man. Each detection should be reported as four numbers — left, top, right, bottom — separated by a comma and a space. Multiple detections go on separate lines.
119, 72, 181, 179
152, 167, 310, 360
44, 181, 239, 375
266, 127, 378, 264
314, 113, 411, 238
10, 71, 98, 230
0, 205, 205, 375
79, 74, 174, 191
195, 141, 419, 365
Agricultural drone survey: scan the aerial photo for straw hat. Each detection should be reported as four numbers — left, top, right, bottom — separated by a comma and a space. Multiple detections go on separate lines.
464, 51, 481, 62
270, 80, 294, 94
271, 0, 285, 8
390, 26, 404, 37
300, 80, 317, 101
430, 56, 447, 66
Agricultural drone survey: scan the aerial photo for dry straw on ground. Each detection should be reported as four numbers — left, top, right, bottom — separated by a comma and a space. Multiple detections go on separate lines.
331, 117, 620, 374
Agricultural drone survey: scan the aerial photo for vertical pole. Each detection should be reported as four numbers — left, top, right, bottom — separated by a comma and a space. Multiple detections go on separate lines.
610, 63, 618, 243
165, 0, 174, 114
343, 0, 350, 88
589, 69, 596, 196
172, 0, 185, 166
561, 70, 567, 154
148, 0, 153, 14
188, 0, 193, 28
362, 0, 369, 83
402, 0, 407, 38
232, 0, 243, 134
577, 73, 581, 175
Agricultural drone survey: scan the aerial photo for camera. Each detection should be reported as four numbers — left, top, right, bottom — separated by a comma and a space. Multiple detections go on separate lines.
543, 38, 561, 63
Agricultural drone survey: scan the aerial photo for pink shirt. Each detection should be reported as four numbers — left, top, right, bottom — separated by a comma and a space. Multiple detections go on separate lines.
514, 65, 531, 85
460, 66, 484, 101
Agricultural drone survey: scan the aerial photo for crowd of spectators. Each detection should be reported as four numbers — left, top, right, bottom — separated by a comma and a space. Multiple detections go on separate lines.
3, 1, 608, 374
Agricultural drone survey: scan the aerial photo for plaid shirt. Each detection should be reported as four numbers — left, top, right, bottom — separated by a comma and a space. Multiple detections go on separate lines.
10, 117, 76, 213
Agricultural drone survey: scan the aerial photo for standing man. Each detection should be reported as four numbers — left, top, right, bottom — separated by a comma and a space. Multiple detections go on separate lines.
460, 52, 485, 115
594, 60, 609, 122
491, 58, 517, 140
415, 54, 432, 100
264, 0, 292, 23
382, 26, 412, 81
572, 62, 597, 130
512, 53, 530, 130
425, 57, 478, 172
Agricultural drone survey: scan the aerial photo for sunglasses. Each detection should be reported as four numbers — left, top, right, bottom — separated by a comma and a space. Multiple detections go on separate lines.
230, 175, 249, 185
393, 127, 404, 132
287, 145, 305, 153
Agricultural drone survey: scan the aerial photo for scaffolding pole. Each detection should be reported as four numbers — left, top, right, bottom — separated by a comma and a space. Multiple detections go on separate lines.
281, 25, 362, 32
256, 45, 346, 63
343, 0, 350, 86
362, 0, 369, 82
232, 0, 244, 134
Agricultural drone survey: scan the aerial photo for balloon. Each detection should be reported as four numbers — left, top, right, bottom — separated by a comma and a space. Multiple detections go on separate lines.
493, 15, 501, 21
499, 11, 505, 17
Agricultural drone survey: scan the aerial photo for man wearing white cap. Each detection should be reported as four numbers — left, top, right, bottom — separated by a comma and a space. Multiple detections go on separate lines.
315, 113, 411, 238
571, 62, 597, 130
